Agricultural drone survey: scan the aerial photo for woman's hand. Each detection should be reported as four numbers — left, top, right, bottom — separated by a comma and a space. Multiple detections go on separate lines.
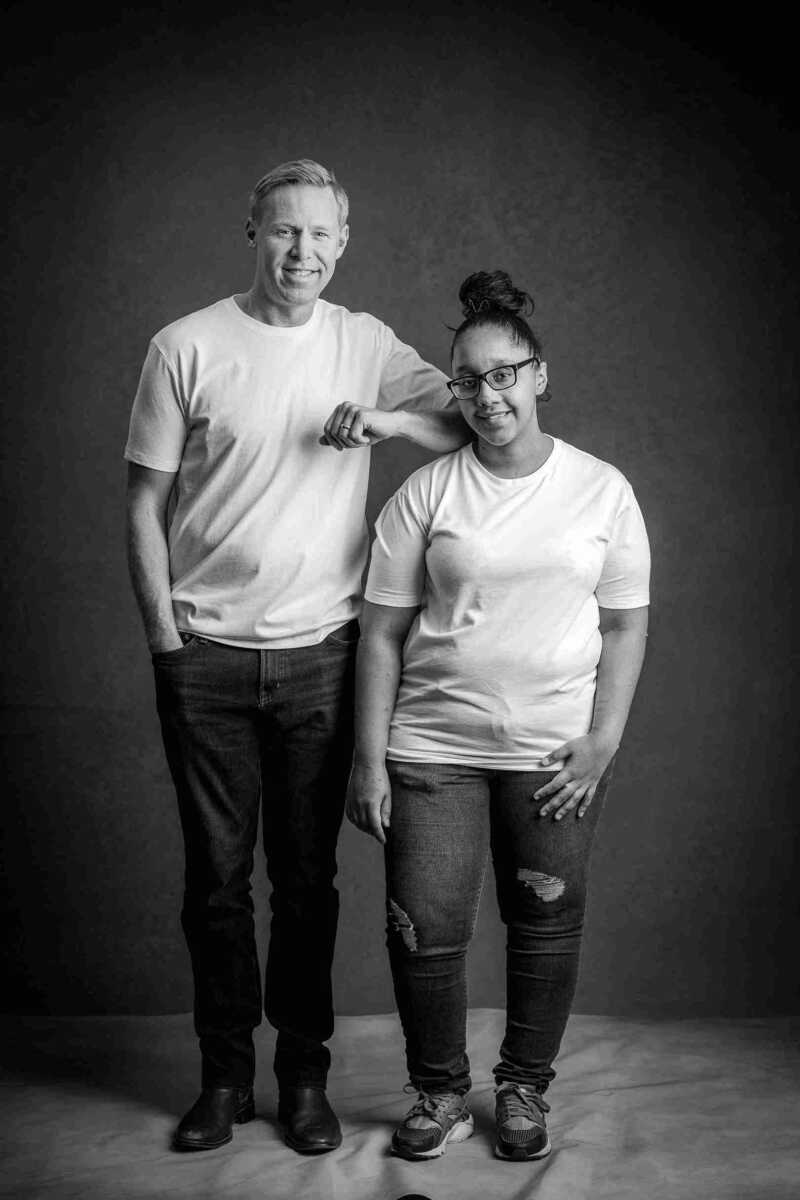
534, 732, 616, 820
346, 760, 393, 844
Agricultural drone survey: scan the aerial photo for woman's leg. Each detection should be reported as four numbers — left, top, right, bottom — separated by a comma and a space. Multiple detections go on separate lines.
385, 760, 489, 1096
489, 761, 615, 1093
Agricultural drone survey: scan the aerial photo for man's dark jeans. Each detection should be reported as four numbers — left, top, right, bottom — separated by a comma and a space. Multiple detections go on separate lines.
152, 621, 358, 1090
385, 758, 614, 1097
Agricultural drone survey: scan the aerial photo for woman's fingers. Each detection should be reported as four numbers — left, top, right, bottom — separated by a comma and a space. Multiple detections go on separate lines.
536, 736, 610, 820
534, 767, 571, 802
345, 798, 364, 830
553, 783, 589, 820
577, 782, 598, 818
538, 742, 570, 773
346, 765, 391, 843
538, 779, 593, 819
347, 796, 388, 843
537, 779, 575, 817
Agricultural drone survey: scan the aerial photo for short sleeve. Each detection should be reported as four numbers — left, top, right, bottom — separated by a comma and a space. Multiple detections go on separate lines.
376, 326, 452, 414
364, 485, 430, 607
595, 483, 651, 608
123, 340, 187, 471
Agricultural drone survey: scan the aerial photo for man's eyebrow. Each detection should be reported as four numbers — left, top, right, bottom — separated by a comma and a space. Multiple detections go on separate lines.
269, 220, 336, 231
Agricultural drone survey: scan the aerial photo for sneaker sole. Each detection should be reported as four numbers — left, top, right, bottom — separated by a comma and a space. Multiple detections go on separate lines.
494, 1132, 551, 1161
391, 1112, 475, 1161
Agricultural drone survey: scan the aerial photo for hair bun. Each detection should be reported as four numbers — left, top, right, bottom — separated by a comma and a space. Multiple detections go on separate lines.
458, 270, 533, 320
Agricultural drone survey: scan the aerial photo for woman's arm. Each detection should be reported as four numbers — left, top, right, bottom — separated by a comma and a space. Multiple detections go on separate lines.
346, 600, 420, 843
535, 605, 649, 819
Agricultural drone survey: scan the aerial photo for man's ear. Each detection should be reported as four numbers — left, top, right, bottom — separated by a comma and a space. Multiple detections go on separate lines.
336, 224, 350, 259
245, 218, 257, 246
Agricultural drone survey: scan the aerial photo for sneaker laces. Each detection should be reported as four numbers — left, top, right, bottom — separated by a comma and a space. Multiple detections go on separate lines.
405, 1090, 463, 1131
496, 1084, 550, 1130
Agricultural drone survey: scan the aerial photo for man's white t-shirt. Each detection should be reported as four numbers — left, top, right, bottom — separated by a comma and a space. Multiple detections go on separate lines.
124, 297, 448, 648
364, 438, 651, 768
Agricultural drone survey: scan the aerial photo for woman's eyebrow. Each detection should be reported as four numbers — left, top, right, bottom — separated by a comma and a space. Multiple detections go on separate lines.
452, 357, 513, 374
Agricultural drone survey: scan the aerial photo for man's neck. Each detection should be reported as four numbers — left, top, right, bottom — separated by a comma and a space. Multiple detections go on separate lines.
235, 289, 315, 328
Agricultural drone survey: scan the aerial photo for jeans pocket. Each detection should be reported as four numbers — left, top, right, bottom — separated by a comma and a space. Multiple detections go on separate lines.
151, 634, 201, 663
323, 619, 361, 648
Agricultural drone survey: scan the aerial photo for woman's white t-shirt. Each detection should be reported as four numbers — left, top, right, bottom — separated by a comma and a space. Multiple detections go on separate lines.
364, 438, 650, 768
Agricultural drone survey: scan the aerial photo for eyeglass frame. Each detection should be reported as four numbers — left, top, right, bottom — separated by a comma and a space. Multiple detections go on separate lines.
446, 355, 541, 400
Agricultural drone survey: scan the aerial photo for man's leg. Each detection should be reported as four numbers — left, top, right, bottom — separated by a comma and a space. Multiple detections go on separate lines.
259, 620, 358, 1152
153, 637, 263, 1147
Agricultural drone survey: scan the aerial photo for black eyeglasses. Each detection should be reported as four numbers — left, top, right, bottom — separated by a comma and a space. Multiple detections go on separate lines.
446, 356, 540, 401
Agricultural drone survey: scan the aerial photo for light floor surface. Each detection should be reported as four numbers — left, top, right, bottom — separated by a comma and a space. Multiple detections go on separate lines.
1, 1009, 798, 1200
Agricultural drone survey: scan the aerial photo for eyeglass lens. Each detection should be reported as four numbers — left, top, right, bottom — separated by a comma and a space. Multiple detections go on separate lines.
453, 364, 517, 398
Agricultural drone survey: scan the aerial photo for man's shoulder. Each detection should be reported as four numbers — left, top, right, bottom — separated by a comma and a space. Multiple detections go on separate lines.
151, 298, 233, 354
317, 298, 388, 338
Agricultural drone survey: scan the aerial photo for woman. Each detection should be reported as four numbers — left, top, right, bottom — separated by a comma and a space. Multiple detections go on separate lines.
347, 271, 650, 1163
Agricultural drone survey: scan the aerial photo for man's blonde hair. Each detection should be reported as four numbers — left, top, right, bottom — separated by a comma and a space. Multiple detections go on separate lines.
249, 159, 349, 227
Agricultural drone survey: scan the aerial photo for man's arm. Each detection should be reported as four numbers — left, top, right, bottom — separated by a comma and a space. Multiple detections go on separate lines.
321, 402, 470, 453
126, 462, 182, 653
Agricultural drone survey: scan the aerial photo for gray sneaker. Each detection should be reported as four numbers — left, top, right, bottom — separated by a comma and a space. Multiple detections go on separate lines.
494, 1082, 551, 1160
391, 1090, 474, 1160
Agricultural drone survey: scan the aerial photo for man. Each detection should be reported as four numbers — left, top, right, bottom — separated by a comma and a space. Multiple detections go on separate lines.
125, 159, 463, 1155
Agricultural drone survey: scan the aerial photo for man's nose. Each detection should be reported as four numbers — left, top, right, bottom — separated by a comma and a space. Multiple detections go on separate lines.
290, 231, 313, 260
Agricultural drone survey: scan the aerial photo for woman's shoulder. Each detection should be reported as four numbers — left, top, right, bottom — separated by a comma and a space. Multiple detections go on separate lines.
390, 445, 469, 503
555, 438, 633, 493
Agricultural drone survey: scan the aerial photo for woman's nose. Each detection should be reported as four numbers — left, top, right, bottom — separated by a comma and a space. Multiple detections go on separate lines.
476, 378, 496, 406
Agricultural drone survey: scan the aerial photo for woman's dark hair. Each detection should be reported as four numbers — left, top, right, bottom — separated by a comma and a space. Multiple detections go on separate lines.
451, 270, 550, 400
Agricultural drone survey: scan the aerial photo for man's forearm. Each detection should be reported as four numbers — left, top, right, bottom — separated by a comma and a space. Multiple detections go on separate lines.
396, 408, 471, 453
127, 508, 180, 652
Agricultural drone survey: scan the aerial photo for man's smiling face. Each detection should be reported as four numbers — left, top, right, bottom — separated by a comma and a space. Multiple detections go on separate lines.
247, 184, 348, 323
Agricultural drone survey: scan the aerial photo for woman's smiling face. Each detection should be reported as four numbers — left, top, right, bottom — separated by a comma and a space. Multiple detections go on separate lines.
450, 324, 548, 448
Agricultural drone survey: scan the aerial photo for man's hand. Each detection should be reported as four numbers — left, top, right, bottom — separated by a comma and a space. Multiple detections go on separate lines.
534, 732, 617, 820
346, 761, 393, 843
321, 404, 404, 450
149, 630, 184, 654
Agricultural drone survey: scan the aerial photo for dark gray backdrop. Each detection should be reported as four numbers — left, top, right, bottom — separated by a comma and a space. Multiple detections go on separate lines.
2, 1, 797, 1018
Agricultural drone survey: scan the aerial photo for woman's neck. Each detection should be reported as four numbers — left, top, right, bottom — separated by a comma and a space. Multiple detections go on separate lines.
475, 428, 554, 479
